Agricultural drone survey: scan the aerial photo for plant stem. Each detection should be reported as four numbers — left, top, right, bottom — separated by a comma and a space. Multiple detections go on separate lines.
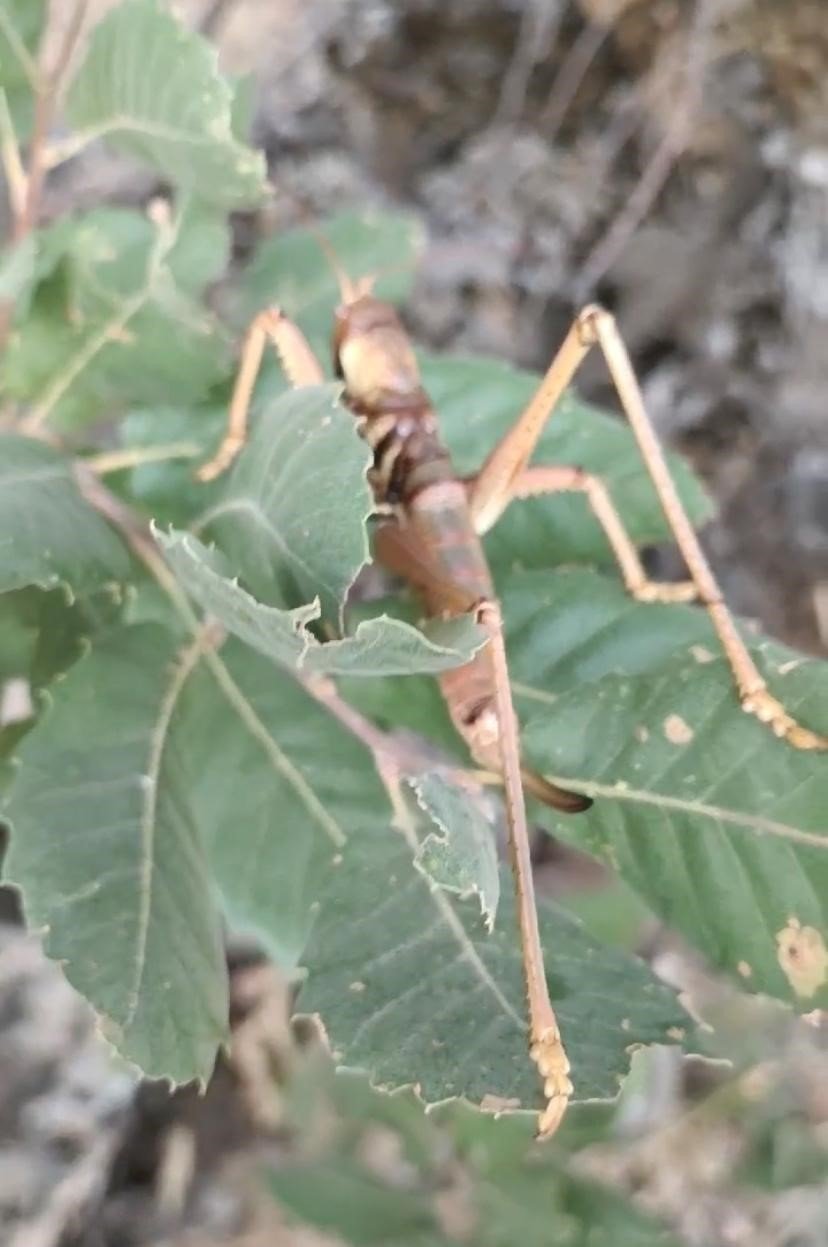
84, 442, 202, 475
0, 0, 90, 349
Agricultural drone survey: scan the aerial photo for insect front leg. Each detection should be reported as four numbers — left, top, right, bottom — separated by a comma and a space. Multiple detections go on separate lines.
197, 308, 325, 482
474, 597, 573, 1138
465, 305, 827, 751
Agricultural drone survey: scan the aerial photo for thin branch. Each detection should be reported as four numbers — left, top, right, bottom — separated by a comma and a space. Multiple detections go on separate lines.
0, 89, 28, 219
574, 0, 715, 301
0, 0, 90, 351
20, 201, 179, 434
14, 0, 90, 244
85, 442, 202, 475
541, 15, 610, 140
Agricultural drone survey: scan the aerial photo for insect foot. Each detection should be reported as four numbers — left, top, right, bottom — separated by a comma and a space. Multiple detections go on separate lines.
530, 1023, 574, 1139
742, 687, 828, 751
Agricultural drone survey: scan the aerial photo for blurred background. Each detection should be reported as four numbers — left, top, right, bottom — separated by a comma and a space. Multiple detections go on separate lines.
2, 1, 827, 1244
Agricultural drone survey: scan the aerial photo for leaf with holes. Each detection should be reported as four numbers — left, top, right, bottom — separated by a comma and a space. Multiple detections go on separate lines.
297, 794, 691, 1113
410, 771, 500, 929
0, 435, 131, 593
508, 571, 828, 1008
3, 625, 228, 1080
158, 528, 485, 676
66, 0, 266, 207
199, 385, 372, 625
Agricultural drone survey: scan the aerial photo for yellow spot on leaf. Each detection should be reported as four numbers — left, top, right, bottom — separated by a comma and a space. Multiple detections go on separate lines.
349, 981, 366, 993
634, 724, 649, 743
690, 645, 715, 664
776, 919, 828, 999
737, 960, 752, 979
667, 1026, 685, 1041
663, 713, 694, 744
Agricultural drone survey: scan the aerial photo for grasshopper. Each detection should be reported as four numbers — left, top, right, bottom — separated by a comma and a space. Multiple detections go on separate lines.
197, 254, 826, 1137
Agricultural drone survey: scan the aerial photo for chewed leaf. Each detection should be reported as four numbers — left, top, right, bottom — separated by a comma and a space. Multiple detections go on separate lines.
0, 435, 131, 593
410, 771, 500, 929
199, 385, 372, 626
66, 0, 266, 207
158, 527, 485, 676
298, 810, 692, 1112
520, 646, 828, 1009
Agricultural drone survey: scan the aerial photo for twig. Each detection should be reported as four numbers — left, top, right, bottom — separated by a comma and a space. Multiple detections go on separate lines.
541, 15, 610, 140
13, 0, 90, 244
0, 0, 90, 350
84, 442, 202, 475
573, 0, 715, 301
0, 89, 28, 219
492, 1, 567, 129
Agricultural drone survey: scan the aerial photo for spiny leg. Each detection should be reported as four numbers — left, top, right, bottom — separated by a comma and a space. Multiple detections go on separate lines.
467, 305, 826, 751
197, 308, 325, 482
490, 464, 698, 604
476, 598, 573, 1138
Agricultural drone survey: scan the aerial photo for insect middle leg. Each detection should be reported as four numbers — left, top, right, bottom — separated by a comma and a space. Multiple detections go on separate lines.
466, 304, 826, 751
197, 308, 325, 482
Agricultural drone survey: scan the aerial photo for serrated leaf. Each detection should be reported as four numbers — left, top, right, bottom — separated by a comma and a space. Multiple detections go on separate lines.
0, 435, 131, 592
410, 771, 500, 928
158, 528, 485, 676
3, 625, 228, 1081
2, 208, 230, 427
199, 384, 372, 624
418, 353, 713, 571
66, 0, 266, 207
173, 639, 371, 969
298, 805, 691, 1111
509, 572, 828, 1007
239, 210, 423, 358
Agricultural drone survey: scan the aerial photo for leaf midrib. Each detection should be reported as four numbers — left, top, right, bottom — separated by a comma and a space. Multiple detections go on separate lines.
550, 774, 826, 849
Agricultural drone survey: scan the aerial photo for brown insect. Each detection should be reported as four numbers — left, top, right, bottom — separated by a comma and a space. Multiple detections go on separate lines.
197, 255, 826, 1138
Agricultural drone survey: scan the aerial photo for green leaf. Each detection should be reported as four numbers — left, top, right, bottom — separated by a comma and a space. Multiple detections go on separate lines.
119, 405, 227, 527
510, 573, 828, 1008
157, 528, 485, 676
270, 1066, 680, 1247
0, 435, 131, 592
3, 625, 229, 1081
2, 208, 230, 427
199, 384, 372, 624
271, 1158, 441, 1246
239, 210, 424, 358
410, 771, 500, 929
182, 641, 385, 969
66, 0, 266, 207
418, 353, 713, 572
0, 234, 36, 308
298, 799, 691, 1112
0, 0, 45, 134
